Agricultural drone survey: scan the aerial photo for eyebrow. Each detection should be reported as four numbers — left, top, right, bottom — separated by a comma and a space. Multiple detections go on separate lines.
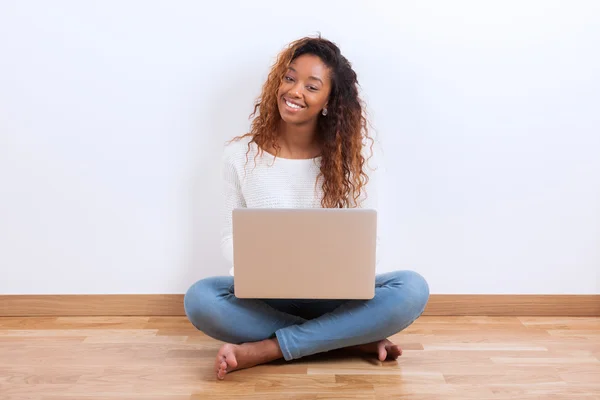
288, 67, 323, 85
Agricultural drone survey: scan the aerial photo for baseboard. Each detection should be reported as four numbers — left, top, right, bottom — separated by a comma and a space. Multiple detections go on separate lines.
426, 294, 599, 316
0, 294, 598, 317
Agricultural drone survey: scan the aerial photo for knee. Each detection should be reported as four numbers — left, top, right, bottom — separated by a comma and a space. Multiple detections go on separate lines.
183, 276, 228, 331
386, 270, 430, 317
403, 270, 430, 312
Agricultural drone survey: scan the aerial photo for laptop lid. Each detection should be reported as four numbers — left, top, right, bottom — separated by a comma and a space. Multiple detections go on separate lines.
232, 208, 377, 299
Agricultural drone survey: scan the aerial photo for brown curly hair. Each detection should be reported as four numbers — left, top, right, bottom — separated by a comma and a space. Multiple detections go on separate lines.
235, 35, 373, 208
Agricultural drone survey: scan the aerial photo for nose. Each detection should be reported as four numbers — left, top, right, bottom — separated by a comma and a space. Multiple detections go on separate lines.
288, 82, 303, 98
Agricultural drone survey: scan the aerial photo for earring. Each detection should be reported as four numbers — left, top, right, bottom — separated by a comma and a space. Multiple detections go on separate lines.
322, 108, 328, 116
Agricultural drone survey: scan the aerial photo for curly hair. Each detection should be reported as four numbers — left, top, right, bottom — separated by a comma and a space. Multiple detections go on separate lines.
235, 35, 373, 208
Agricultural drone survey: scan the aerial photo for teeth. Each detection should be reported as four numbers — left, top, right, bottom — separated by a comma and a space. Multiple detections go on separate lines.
285, 100, 302, 109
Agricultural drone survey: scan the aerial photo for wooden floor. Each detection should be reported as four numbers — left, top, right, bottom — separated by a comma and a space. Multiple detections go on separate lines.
0, 316, 598, 400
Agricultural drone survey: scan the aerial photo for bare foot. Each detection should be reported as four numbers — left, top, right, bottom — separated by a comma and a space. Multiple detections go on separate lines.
352, 339, 402, 361
214, 338, 283, 380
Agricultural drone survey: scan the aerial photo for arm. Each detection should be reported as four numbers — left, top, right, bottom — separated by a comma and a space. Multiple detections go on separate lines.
359, 154, 383, 272
220, 154, 246, 276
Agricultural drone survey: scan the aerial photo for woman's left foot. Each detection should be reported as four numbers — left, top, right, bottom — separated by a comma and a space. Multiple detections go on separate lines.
352, 339, 402, 361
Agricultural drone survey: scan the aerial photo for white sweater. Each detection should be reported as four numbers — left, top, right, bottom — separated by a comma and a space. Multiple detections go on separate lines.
220, 136, 380, 276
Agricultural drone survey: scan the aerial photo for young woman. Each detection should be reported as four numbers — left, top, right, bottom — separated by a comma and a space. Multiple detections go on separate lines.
184, 36, 430, 380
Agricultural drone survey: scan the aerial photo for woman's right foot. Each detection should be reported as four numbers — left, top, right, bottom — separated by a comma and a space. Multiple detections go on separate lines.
352, 338, 402, 361
214, 338, 283, 380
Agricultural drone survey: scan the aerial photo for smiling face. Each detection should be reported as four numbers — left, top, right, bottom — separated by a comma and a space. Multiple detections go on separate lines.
277, 54, 332, 127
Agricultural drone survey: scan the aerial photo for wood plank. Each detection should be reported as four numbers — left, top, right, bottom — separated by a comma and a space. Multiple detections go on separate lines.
490, 356, 600, 365
1, 294, 598, 316
44, 397, 191, 400
375, 384, 496, 399
518, 316, 600, 329
490, 384, 600, 399
335, 372, 445, 385
444, 372, 563, 384
249, 374, 374, 394
191, 394, 375, 400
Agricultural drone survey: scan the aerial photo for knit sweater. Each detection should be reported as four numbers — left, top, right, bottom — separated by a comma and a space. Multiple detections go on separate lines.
220, 136, 380, 276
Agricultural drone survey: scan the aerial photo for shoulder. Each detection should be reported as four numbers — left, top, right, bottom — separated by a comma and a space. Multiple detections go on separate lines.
222, 135, 255, 166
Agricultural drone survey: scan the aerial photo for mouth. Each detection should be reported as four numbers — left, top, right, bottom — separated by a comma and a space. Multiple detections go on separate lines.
282, 97, 305, 111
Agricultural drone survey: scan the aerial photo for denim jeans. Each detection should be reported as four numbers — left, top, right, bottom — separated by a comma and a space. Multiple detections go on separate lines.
184, 270, 429, 361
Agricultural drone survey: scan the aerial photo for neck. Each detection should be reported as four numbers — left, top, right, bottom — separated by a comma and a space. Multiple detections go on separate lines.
276, 120, 320, 159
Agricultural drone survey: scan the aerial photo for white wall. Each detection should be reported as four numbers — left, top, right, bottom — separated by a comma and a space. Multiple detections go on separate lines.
1, 0, 598, 295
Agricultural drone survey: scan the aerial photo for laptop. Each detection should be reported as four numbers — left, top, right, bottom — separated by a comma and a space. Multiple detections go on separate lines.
231, 208, 377, 299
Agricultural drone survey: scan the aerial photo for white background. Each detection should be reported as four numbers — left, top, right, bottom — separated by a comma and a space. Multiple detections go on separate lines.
1, 0, 598, 295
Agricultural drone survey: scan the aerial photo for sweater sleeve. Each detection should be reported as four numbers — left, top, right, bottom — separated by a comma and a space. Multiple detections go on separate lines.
220, 154, 246, 276
359, 160, 384, 273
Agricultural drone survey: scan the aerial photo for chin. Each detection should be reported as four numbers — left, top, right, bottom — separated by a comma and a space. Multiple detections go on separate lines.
278, 107, 300, 124
281, 115, 307, 126
279, 114, 297, 124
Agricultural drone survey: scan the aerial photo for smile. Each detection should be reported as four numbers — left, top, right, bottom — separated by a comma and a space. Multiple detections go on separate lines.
284, 98, 305, 110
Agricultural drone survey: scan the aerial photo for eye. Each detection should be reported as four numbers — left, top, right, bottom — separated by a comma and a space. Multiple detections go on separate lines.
284, 76, 294, 82
307, 86, 318, 92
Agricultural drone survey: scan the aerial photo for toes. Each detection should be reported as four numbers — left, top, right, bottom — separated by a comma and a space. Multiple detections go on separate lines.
391, 345, 401, 358
387, 344, 402, 360
214, 357, 223, 376
217, 361, 227, 380
396, 345, 403, 357
377, 342, 388, 361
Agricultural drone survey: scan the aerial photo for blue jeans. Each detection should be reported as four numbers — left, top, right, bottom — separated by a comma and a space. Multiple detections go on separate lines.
184, 270, 429, 361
